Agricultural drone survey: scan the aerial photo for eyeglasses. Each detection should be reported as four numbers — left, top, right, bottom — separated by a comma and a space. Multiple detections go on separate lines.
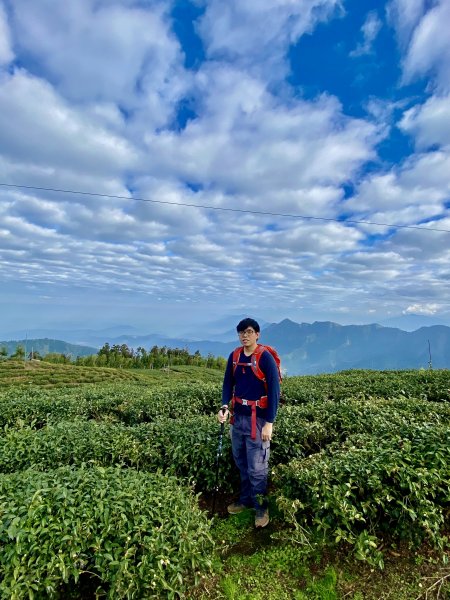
238, 328, 257, 337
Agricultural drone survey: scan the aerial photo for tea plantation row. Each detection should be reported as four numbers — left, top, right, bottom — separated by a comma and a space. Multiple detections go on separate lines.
0, 369, 449, 597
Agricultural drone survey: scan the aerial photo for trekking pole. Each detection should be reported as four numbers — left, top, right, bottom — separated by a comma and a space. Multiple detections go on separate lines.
211, 406, 227, 515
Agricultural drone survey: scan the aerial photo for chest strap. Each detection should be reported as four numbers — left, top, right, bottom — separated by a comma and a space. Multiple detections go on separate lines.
230, 395, 268, 440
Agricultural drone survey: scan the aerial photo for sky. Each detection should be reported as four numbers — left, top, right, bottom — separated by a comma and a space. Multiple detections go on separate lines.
1, 0, 450, 338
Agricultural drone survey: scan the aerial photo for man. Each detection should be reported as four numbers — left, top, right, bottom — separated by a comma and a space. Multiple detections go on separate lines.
218, 317, 280, 528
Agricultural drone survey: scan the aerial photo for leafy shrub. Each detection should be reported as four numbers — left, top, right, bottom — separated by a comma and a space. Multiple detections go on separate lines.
0, 388, 88, 430
0, 466, 214, 599
272, 396, 450, 465
282, 369, 450, 404
0, 382, 222, 431
0, 417, 237, 494
275, 422, 450, 566
116, 382, 221, 424
0, 422, 149, 473
133, 416, 237, 492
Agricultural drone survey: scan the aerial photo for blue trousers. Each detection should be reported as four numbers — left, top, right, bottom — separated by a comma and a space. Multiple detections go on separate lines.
231, 413, 270, 510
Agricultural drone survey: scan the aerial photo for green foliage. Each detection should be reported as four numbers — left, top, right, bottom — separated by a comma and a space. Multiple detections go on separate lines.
0, 417, 238, 493
219, 544, 311, 600
10, 345, 25, 360
0, 387, 89, 429
0, 382, 221, 430
116, 382, 221, 423
282, 369, 450, 404
275, 422, 450, 566
81, 342, 228, 371
1, 365, 450, 597
272, 395, 450, 464
211, 510, 255, 552
0, 361, 140, 387
0, 466, 214, 599
0, 422, 146, 473
0, 360, 224, 388
295, 567, 338, 600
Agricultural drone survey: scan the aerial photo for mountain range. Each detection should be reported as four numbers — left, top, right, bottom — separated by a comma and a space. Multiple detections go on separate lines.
2, 318, 449, 375
0, 338, 97, 359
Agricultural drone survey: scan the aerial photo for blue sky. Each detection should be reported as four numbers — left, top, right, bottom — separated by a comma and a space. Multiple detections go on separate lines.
0, 0, 450, 339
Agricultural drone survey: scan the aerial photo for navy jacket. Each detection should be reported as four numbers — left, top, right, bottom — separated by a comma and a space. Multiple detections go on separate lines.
222, 347, 280, 423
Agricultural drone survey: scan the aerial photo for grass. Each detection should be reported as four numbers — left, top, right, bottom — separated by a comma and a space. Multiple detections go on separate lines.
193, 502, 450, 600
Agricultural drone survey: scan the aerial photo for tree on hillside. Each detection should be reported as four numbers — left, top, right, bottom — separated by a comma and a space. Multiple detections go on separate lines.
98, 343, 111, 358
42, 353, 71, 364
135, 347, 148, 368
11, 345, 25, 360
0, 346, 7, 359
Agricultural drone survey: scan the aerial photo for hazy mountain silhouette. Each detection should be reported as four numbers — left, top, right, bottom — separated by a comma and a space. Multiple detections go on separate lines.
2, 319, 449, 375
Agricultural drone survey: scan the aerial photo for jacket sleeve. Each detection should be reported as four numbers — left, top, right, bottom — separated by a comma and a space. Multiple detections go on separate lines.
260, 350, 280, 423
221, 353, 234, 405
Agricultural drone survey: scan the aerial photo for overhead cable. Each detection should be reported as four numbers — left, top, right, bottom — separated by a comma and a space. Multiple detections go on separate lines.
1, 182, 449, 233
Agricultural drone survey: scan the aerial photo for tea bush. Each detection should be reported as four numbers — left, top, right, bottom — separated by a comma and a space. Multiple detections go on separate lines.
0, 417, 237, 493
0, 382, 222, 431
275, 422, 450, 566
132, 416, 237, 492
282, 369, 450, 404
0, 466, 214, 599
0, 388, 88, 430
2, 367, 450, 577
271, 396, 450, 465
116, 382, 221, 424
0, 422, 149, 473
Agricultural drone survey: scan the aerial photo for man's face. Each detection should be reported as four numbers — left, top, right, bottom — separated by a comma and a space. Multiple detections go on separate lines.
238, 327, 259, 347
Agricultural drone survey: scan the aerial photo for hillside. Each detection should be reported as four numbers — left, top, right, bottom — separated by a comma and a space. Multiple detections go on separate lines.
0, 360, 224, 387
0, 338, 98, 358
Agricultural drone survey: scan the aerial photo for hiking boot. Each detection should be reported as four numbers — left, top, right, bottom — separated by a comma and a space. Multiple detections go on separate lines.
227, 502, 248, 515
255, 508, 269, 528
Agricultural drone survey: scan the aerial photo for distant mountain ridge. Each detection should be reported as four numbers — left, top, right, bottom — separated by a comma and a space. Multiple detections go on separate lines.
0, 338, 98, 358
2, 320, 449, 375
259, 319, 450, 374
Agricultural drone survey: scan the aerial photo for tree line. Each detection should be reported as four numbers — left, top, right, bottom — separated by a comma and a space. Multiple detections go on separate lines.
0, 343, 227, 371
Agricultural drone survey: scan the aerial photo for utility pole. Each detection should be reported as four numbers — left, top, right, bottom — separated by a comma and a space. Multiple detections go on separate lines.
428, 339, 433, 370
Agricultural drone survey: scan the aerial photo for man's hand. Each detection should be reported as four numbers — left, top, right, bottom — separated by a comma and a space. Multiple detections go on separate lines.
261, 422, 273, 441
218, 406, 229, 423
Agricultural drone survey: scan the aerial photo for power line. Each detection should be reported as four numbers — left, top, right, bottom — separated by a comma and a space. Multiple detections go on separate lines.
1, 181, 450, 233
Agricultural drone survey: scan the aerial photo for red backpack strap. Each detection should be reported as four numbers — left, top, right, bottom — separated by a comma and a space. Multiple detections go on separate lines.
232, 346, 243, 376
250, 344, 267, 383
251, 344, 283, 386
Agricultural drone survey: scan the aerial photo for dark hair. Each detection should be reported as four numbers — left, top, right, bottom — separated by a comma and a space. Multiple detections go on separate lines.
236, 317, 260, 333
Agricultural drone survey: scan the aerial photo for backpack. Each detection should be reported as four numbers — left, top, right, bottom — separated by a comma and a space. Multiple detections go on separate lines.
232, 344, 282, 392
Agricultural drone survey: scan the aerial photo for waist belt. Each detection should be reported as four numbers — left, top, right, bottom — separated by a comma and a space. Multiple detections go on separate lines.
230, 395, 268, 440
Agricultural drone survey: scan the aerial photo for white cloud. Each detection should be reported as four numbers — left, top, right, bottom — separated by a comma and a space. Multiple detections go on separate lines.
196, 0, 343, 79
345, 144, 450, 234
10, 2, 179, 94
387, 0, 427, 48
399, 94, 450, 149
0, 70, 139, 176
145, 66, 379, 199
350, 11, 382, 57
389, 0, 450, 91
404, 303, 440, 315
